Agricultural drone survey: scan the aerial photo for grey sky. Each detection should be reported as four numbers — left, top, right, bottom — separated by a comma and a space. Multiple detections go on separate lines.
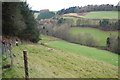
27, 0, 119, 11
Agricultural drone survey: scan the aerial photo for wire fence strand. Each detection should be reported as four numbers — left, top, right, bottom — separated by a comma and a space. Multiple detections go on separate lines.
2, 42, 59, 78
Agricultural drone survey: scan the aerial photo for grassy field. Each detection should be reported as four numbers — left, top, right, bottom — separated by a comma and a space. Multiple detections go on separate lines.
2, 35, 118, 78
47, 40, 118, 66
82, 11, 118, 19
69, 27, 118, 46
63, 17, 79, 26
64, 13, 79, 16
63, 11, 118, 19
34, 13, 40, 19
62, 11, 118, 27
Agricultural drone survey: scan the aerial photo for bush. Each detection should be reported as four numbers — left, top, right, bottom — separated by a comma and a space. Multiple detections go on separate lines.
108, 34, 120, 54
57, 18, 65, 24
99, 19, 109, 27
71, 33, 99, 46
85, 33, 98, 46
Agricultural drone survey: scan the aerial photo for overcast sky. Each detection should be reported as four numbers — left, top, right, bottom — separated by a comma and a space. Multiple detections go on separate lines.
27, 0, 119, 11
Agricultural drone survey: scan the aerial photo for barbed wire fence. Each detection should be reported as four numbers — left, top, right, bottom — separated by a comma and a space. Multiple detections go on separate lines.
1, 40, 30, 79
2, 41, 13, 68
1, 40, 59, 78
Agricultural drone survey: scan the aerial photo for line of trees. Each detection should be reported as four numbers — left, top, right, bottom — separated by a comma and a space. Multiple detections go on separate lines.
39, 21, 100, 47
107, 34, 120, 54
37, 11, 55, 19
75, 18, 119, 30
2, 2, 40, 42
57, 4, 118, 15
38, 19, 120, 54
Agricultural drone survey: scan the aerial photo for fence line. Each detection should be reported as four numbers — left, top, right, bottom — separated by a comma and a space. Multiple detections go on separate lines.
2, 40, 29, 79
2, 40, 59, 78
2, 41, 13, 67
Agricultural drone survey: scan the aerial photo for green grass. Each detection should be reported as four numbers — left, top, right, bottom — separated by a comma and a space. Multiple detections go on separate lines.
2, 43, 118, 78
63, 17, 79, 26
38, 35, 59, 43
62, 11, 118, 19
47, 40, 118, 66
62, 11, 118, 26
81, 11, 118, 19
2, 35, 119, 78
34, 13, 40, 19
69, 27, 118, 46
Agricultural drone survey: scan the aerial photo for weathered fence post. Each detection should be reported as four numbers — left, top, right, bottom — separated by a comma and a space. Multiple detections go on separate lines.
9, 43, 13, 68
2, 40, 5, 55
23, 50, 29, 80
5, 43, 8, 59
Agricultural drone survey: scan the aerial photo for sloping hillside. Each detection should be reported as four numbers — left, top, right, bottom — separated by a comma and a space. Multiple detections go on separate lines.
81, 11, 118, 19
2, 35, 118, 78
63, 11, 118, 19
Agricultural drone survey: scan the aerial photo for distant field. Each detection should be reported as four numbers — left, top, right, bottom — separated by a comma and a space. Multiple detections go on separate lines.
69, 27, 118, 46
64, 13, 79, 17
34, 13, 40, 19
34, 11, 118, 20
63, 17, 79, 26
63, 11, 118, 19
62, 11, 118, 26
80, 11, 118, 19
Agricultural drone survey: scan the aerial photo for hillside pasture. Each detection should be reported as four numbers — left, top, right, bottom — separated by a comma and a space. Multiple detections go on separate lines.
3, 35, 118, 78
69, 27, 118, 46
62, 11, 118, 27
63, 17, 79, 26
63, 13, 80, 17
34, 13, 40, 19
47, 40, 118, 66
63, 11, 118, 19
80, 11, 118, 19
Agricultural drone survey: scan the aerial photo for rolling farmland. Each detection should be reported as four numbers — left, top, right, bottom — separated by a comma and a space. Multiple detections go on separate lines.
2, 35, 118, 78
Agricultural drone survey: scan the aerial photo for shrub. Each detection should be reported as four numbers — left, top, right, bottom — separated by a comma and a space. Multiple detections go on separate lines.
99, 19, 109, 27
57, 18, 65, 24
108, 34, 120, 54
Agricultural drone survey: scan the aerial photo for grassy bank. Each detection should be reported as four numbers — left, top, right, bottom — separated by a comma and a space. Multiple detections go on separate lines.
2, 35, 118, 78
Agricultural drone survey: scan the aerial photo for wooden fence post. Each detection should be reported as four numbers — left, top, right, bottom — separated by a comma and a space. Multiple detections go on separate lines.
5, 43, 8, 59
9, 43, 13, 68
2, 41, 5, 55
23, 50, 29, 80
